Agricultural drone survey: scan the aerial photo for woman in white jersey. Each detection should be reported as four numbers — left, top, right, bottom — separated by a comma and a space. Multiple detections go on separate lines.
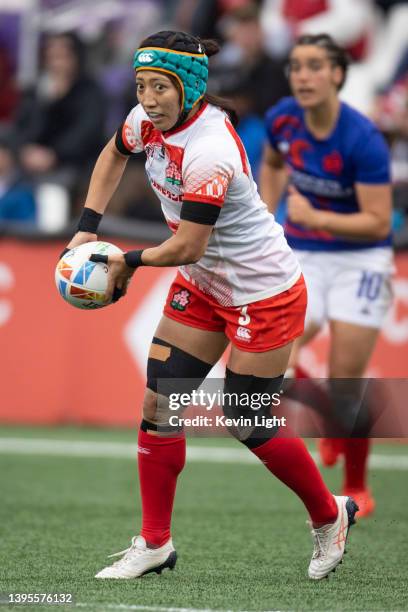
65, 31, 358, 580
260, 34, 393, 518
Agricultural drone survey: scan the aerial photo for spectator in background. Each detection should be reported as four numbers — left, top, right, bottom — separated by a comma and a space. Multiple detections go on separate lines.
219, 72, 266, 180
0, 45, 19, 126
13, 32, 105, 189
260, 0, 376, 60
0, 139, 36, 223
211, 4, 290, 116
375, 0, 408, 14
372, 48, 408, 245
9, 31, 106, 230
260, 0, 377, 114
189, 0, 263, 39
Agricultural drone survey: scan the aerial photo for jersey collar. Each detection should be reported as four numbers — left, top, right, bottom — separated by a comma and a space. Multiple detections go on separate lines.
163, 102, 208, 137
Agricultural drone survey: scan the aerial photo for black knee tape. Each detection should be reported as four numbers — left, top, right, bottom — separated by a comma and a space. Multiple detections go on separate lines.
147, 337, 213, 396
140, 418, 183, 434
328, 379, 372, 437
223, 368, 284, 449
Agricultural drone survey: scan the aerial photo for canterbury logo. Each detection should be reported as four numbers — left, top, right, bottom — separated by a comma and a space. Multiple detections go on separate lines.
137, 446, 151, 455
236, 326, 251, 340
138, 52, 154, 63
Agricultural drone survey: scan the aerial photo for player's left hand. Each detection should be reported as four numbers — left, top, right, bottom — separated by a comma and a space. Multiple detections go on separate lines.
287, 185, 321, 229
90, 252, 135, 303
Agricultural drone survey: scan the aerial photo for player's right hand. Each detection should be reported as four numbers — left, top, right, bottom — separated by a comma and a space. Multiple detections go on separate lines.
89, 252, 134, 303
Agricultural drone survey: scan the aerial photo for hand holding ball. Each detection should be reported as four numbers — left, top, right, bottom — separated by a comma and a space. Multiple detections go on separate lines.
55, 241, 124, 309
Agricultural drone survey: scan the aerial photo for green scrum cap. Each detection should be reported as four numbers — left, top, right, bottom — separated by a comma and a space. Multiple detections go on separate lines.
133, 41, 209, 113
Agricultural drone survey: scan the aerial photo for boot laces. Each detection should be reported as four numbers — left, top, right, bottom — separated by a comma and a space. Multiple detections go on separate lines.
107, 536, 146, 567
308, 521, 332, 560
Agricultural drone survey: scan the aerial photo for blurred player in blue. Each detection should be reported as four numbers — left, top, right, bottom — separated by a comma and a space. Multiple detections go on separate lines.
260, 34, 393, 518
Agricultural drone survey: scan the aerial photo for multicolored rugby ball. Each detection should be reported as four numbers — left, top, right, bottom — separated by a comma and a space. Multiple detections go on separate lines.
55, 241, 123, 309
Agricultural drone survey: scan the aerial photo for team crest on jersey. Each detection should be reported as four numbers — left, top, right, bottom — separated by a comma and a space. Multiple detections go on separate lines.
170, 289, 191, 311
166, 160, 182, 185
323, 151, 343, 175
141, 120, 184, 190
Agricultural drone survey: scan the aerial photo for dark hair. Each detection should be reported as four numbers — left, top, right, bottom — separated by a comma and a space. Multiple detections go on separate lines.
138, 31, 238, 126
291, 33, 350, 90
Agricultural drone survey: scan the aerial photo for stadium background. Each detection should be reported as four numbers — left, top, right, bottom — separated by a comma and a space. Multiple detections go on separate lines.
1, 1, 408, 611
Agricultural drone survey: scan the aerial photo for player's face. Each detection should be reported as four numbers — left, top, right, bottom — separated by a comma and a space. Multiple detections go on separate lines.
136, 71, 181, 131
288, 46, 342, 108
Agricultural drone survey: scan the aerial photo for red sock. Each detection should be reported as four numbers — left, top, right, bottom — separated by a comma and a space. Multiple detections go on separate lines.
251, 434, 338, 525
138, 429, 186, 547
344, 438, 370, 490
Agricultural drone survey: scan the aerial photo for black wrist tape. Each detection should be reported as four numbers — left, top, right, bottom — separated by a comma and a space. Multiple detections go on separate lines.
59, 247, 70, 259
124, 250, 144, 269
77, 208, 103, 233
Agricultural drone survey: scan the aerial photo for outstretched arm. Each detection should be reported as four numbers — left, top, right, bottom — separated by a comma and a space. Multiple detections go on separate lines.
66, 136, 129, 250
98, 218, 213, 303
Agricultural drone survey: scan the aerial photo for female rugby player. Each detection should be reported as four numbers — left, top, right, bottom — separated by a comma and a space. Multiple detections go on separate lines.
65, 31, 358, 580
260, 34, 393, 518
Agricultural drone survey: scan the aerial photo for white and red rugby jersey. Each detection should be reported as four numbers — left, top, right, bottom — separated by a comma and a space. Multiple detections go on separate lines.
119, 102, 300, 307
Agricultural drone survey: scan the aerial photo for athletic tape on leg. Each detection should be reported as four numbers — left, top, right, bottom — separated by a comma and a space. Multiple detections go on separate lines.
223, 368, 283, 448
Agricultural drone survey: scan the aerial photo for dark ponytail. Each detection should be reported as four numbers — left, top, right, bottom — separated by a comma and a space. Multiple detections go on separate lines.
138, 31, 238, 127
199, 38, 239, 127
292, 33, 350, 90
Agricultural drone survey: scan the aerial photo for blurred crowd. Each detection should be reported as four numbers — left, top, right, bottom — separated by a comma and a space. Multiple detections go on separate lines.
0, 0, 407, 243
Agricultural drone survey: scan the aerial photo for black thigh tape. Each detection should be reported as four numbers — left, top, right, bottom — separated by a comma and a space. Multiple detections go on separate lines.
147, 337, 213, 396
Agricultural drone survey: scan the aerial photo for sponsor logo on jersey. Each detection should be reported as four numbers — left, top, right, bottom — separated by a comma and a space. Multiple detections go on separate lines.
170, 289, 191, 312
138, 52, 155, 63
150, 177, 182, 201
192, 173, 229, 200
278, 141, 290, 154
236, 326, 251, 341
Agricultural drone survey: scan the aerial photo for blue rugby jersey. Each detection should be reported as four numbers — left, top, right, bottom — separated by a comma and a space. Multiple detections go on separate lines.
265, 97, 392, 251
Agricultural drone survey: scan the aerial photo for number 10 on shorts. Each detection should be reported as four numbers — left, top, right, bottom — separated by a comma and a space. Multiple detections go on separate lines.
357, 271, 383, 301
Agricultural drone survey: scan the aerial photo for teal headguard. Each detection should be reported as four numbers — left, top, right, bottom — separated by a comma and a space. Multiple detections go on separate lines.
133, 45, 209, 113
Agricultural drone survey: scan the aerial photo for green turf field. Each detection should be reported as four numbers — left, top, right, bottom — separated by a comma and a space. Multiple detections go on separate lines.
1, 426, 407, 612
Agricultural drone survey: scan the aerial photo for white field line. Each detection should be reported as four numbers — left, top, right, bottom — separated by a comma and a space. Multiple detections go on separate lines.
0, 437, 407, 470
76, 605, 221, 612
75, 604, 283, 612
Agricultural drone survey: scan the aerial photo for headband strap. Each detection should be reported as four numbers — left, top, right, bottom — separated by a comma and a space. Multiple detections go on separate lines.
133, 47, 208, 113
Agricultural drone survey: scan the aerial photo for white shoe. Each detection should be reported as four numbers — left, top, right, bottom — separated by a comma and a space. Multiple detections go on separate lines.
308, 495, 359, 580
95, 535, 177, 579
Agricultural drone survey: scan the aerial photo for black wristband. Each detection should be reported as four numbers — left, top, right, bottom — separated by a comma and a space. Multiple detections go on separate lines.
89, 254, 108, 264
59, 247, 70, 259
124, 250, 144, 269
77, 208, 103, 233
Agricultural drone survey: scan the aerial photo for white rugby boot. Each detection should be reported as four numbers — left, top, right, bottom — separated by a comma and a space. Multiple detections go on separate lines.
95, 535, 177, 579
308, 495, 359, 580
